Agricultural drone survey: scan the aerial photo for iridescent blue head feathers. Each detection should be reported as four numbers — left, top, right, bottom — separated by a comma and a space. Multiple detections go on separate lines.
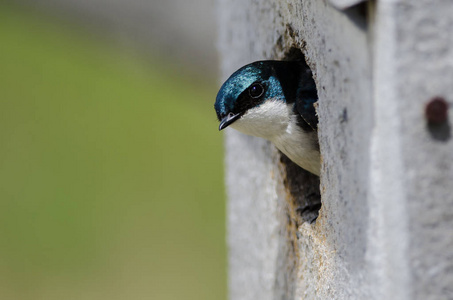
215, 62, 270, 118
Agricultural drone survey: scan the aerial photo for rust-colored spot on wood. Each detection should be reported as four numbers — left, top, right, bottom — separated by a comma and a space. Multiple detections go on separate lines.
426, 96, 449, 124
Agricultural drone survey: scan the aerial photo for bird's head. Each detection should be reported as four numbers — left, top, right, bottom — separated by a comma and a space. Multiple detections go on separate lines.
214, 60, 320, 174
215, 61, 299, 138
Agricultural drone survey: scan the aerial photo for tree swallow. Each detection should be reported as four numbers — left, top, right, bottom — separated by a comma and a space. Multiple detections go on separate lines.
215, 60, 320, 176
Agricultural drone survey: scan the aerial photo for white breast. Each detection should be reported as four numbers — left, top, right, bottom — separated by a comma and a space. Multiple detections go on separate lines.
230, 100, 321, 175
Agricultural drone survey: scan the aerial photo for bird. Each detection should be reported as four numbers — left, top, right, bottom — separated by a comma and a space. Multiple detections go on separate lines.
214, 60, 320, 176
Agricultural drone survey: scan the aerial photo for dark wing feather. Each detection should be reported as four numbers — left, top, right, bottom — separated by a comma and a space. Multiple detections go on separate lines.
272, 60, 318, 131
295, 67, 318, 131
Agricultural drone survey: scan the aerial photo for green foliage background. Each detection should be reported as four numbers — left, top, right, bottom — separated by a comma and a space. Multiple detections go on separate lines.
0, 4, 226, 299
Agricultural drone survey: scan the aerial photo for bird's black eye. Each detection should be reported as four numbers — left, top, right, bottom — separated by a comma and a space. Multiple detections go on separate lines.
248, 83, 264, 99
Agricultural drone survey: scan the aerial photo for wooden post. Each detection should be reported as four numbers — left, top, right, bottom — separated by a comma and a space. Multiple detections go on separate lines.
218, 0, 453, 299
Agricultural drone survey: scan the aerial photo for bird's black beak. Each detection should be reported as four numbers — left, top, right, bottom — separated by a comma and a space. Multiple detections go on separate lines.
219, 112, 241, 131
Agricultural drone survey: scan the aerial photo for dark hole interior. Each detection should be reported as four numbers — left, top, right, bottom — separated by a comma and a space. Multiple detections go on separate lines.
281, 47, 321, 224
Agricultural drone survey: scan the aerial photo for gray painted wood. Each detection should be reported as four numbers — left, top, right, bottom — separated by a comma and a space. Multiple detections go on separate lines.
218, 0, 453, 299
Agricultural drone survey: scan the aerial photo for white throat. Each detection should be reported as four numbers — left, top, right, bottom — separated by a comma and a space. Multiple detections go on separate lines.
230, 100, 289, 139
230, 100, 320, 175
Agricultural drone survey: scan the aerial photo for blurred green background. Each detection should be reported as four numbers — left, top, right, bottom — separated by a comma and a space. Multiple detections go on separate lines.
0, 3, 226, 300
